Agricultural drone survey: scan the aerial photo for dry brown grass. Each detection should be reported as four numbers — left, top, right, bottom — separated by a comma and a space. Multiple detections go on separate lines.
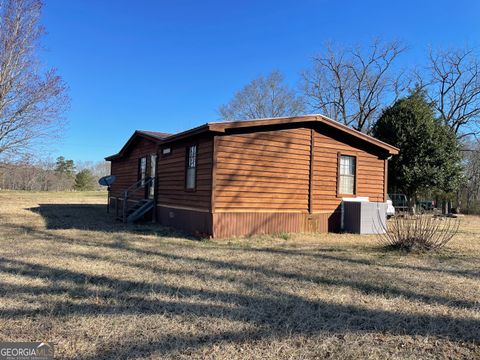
0, 191, 479, 359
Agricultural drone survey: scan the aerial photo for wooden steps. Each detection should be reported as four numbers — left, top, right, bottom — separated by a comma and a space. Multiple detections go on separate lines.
117, 199, 154, 223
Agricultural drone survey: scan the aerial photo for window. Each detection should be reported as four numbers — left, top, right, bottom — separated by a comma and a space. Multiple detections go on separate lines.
338, 155, 356, 195
185, 145, 197, 190
138, 156, 147, 186
162, 147, 171, 155
149, 154, 157, 198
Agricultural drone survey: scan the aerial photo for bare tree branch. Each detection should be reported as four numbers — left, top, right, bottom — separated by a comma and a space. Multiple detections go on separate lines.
459, 142, 480, 213
424, 47, 480, 139
218, 70, 304, 121
0, 0, 69, 160
302, 39, 408, 132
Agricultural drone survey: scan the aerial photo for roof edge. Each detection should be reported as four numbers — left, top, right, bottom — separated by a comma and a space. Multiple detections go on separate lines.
317, 115, 400, 154
206, 115, 399, 155
104, 130, 167, 161
106, 114, 399, 161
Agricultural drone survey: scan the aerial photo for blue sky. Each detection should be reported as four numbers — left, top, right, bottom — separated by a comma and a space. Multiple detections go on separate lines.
40, 0, 480, 162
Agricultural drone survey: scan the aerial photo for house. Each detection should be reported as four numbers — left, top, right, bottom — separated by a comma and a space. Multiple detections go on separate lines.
105, 115, 399, 238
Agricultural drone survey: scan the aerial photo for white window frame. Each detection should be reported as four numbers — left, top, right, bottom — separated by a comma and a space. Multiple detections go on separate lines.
338, 154, 356, 196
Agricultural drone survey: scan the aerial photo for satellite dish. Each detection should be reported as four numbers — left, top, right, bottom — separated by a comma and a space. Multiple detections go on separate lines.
99, 175, 116, 186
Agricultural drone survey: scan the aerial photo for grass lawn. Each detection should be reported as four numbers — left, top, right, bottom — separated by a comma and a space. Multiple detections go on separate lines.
0, 191, 479, 359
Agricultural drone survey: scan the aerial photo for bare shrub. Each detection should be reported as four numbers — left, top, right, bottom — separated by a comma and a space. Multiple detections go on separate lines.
379, 214, 460, 251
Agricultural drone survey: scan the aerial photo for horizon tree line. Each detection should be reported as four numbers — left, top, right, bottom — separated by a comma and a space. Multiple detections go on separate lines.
0, 156, 110, 191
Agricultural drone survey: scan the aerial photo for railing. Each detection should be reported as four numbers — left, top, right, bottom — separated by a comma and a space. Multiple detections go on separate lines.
119, 177, 155, 223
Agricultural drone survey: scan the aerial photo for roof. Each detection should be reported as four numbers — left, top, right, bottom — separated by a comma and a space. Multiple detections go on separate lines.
105, 130, 172, 160
137, 130, 172, 140
105, 114, 399, 160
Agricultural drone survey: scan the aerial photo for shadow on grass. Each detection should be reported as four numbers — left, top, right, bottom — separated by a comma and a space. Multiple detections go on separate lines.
1, 222, 479, 358
28, 203, 193, 238
220, 246, 480, 280
5, 202, 480, 358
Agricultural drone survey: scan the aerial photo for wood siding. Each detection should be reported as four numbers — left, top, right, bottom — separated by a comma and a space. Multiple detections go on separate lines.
215, 128, 311, 212
109, 134, 213, 210
109, 137, 157, 201
214, 125, 386, 214
156, 135, 213, 210
212, 212, 340, 238
108, 122, 389, 238
311, 127, 387, 213
211, 124, 387, 237
157, 205, 212, 236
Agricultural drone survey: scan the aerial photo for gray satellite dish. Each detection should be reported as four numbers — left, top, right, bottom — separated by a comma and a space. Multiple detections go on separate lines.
99, 175, 116, 186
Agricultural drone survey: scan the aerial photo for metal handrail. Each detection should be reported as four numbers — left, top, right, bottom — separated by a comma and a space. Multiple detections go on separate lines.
122, 177, 155, 223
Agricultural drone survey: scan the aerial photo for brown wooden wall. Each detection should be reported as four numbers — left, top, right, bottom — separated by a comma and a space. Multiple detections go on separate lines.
156, 135, 213, 210
311, 127, 387, 213
215, 128, 311, 212
109, 137, 157, 200
212, 124, 388, 237
109, 123, 388, 238
212, 212, 340, 238
110, 134, 213, 210
214, 125, 387, 214
157, 205, 212, 236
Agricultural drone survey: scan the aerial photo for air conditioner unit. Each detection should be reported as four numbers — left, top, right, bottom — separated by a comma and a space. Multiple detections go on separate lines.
342, 199, 387, 234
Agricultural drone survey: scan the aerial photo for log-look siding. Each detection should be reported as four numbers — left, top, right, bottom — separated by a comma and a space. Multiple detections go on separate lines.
110, 135, 214, 211
212, 126, 387, 237
109, 137, 157, 201
108, 120, 390, 238
312, 130, 386, 213
156, 136, 213, 210
214, 127, 385, 213
215, 128, 311, 212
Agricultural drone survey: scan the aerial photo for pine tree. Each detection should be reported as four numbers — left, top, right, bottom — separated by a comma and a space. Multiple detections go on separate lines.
74, 169, 96, 191
55, 156, 75, 175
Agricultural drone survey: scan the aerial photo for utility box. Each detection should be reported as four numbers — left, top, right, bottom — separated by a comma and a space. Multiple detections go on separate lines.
343, 201, 387, 234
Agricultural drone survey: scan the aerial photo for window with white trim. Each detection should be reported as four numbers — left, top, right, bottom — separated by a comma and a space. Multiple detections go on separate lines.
338, 155, 356, 195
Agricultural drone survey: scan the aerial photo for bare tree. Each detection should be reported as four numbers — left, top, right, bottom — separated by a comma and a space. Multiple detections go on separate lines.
218, 70, 304, 120
0, 157, 75, 191
76, 160, 110, 178
460, 144, 480, 213
302, 40, 408, 132
421, 47, 480, 139
0, 0, 68, 160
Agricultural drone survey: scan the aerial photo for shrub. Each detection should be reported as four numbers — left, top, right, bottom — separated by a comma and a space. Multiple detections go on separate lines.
378, 214, 460, 252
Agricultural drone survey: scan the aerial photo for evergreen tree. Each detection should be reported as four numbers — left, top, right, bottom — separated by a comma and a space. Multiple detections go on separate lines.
55, 156, 75, 175
74, 169, 96, 191
372, 91, 462, 201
